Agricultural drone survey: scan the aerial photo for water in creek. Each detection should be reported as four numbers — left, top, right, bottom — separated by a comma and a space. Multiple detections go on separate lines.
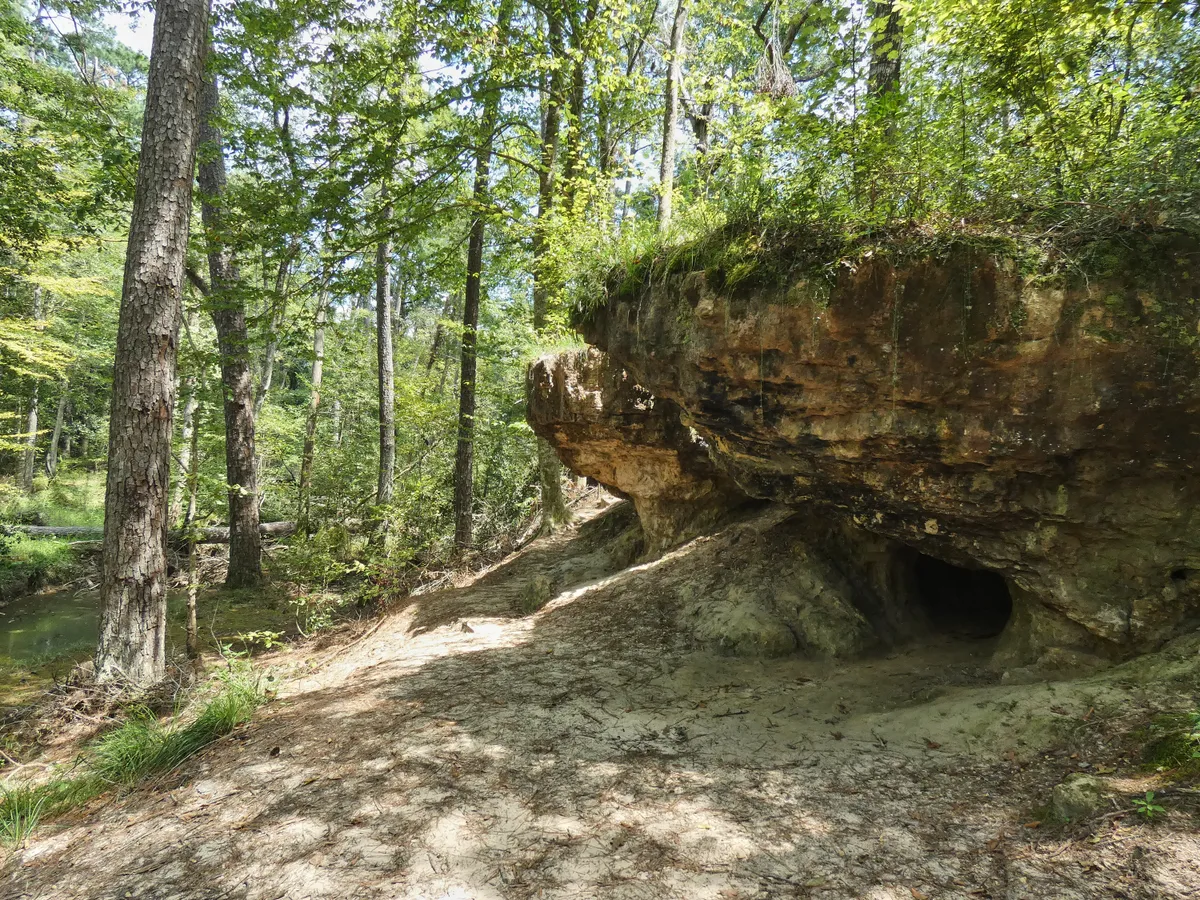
0, 582, 299, 707
0, 587, 99, 666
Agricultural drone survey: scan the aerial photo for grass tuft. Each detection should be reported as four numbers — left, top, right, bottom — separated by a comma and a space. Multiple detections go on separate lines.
0, 666, 265, 849
0, 785, 46, 849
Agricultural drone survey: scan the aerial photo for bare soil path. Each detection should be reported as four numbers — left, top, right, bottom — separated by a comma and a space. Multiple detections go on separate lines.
4, 499, 1198, 899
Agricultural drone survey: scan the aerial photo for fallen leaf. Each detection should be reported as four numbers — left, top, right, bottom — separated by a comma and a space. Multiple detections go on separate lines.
925, 738, 941, 749
910, 888, 929, 900
1096, 765, 1115, 774
1023, 820, 1041, 829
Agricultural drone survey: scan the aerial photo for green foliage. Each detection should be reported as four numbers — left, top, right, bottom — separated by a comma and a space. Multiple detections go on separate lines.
1132, 790, 1166, 819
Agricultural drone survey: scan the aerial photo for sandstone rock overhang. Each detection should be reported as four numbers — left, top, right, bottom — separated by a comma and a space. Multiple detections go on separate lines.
527, 347, 748, 553
530, 229, 1200, 667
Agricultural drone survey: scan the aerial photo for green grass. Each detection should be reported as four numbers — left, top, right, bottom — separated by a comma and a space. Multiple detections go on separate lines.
0, 468, 106, 529
0, 468, 105, 601
0, 784, 46, 849
0, 667, 265, 849
0, 534, 79, 594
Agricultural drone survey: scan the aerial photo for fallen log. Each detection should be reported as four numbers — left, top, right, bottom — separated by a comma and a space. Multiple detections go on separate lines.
2, 521, 297, 543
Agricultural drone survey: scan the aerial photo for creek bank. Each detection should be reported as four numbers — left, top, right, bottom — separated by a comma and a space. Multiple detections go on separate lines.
530, 230, 1200, 669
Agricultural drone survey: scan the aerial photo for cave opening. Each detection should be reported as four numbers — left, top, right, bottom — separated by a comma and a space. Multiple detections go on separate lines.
907, 553, 1013, 639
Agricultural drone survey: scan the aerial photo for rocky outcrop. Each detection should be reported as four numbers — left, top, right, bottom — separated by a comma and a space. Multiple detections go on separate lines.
527, 348, 746, 553
560, 232, 1200, 666
528, 231, 1200, 667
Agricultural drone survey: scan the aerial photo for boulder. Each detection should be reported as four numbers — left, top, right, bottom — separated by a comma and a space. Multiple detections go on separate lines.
1051, 773, 1111, 821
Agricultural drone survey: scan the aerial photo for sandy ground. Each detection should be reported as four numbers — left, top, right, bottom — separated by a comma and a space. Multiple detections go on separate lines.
3, 498, 1199, 900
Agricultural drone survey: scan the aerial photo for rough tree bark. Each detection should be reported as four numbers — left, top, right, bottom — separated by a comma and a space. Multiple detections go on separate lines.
96, 0, 210, 686
198, 69, 262, 588
867, 0, 903, 101
531, 6, 571, 532
657, 0, 690, 234
20, 287, 43, 494
375, 191, 396, 506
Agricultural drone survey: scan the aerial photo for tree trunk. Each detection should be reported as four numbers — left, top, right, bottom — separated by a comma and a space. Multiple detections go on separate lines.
169, 373, 198, 525
453, 0, 512, 548
375, 193, 396, 506
867, 0, 902, 102
561, 0, 598, 213
21, 384, 39, 493
531, 8, 571, 532
184, 401, 201, 659
253, 249, 292, 420
45, 384, 67, 479
96, 0, 210, 686
20, 287, 43, 494
298, 297, 326, 531
657, 0, 690, 234
198, 69, 262, 589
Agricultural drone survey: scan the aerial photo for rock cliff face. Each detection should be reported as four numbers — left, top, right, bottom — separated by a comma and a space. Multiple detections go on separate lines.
527, 348, 746, 553
530, 233, 1200, 667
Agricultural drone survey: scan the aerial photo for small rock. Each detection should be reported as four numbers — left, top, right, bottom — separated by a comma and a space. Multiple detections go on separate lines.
1051, 773, 1110, 821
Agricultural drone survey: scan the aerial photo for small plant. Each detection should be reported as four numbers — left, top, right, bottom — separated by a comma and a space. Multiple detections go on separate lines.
1132, 791, 1165, 820
0, 785, 46, 849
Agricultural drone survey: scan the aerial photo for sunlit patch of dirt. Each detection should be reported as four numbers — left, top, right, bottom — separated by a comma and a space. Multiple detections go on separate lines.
3, 496, 1198, 899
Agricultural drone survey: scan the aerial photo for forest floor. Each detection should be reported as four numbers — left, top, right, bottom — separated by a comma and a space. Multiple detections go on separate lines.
3, 495, 1199, 900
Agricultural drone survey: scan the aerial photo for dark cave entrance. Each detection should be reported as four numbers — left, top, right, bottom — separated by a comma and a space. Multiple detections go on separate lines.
905, 552, 1013, 639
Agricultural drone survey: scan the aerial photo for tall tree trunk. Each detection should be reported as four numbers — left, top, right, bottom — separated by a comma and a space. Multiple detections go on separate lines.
45, 384, 67, 479
561, 0, 598, 213
657, 0, 690, 234
20, 384, 39, 493
198, 69, 262, 589
169, 373, 199, 525
253, 249, 292, 420
453, 0, 513, 548
531, 7, 571, 532
96, 0, 210, 686
375, 193, 395, 506
298, 297, 326, 531
20, 287, 43, 494
867, 0, 902, 102
184, 401, 201, 659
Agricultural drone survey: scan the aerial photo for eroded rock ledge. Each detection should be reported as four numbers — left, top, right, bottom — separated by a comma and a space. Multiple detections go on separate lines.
530, 233, 1200, 668
527, 348, 746, 553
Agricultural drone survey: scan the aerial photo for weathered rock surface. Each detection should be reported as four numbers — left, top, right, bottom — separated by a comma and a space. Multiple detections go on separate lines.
531, 232, 1200, 666
1051, 774, 1112, 821
527, 348, 747, 553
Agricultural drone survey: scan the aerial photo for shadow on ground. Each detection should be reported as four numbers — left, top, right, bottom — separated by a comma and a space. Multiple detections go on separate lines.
4, 500, 1198, 900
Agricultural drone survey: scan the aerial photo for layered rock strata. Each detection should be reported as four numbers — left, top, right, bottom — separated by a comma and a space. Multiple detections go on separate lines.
530, 233, 1200, 666
527, 348, 746, 553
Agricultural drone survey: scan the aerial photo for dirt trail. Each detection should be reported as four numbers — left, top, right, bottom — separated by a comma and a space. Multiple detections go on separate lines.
4, 498, 1199, 900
